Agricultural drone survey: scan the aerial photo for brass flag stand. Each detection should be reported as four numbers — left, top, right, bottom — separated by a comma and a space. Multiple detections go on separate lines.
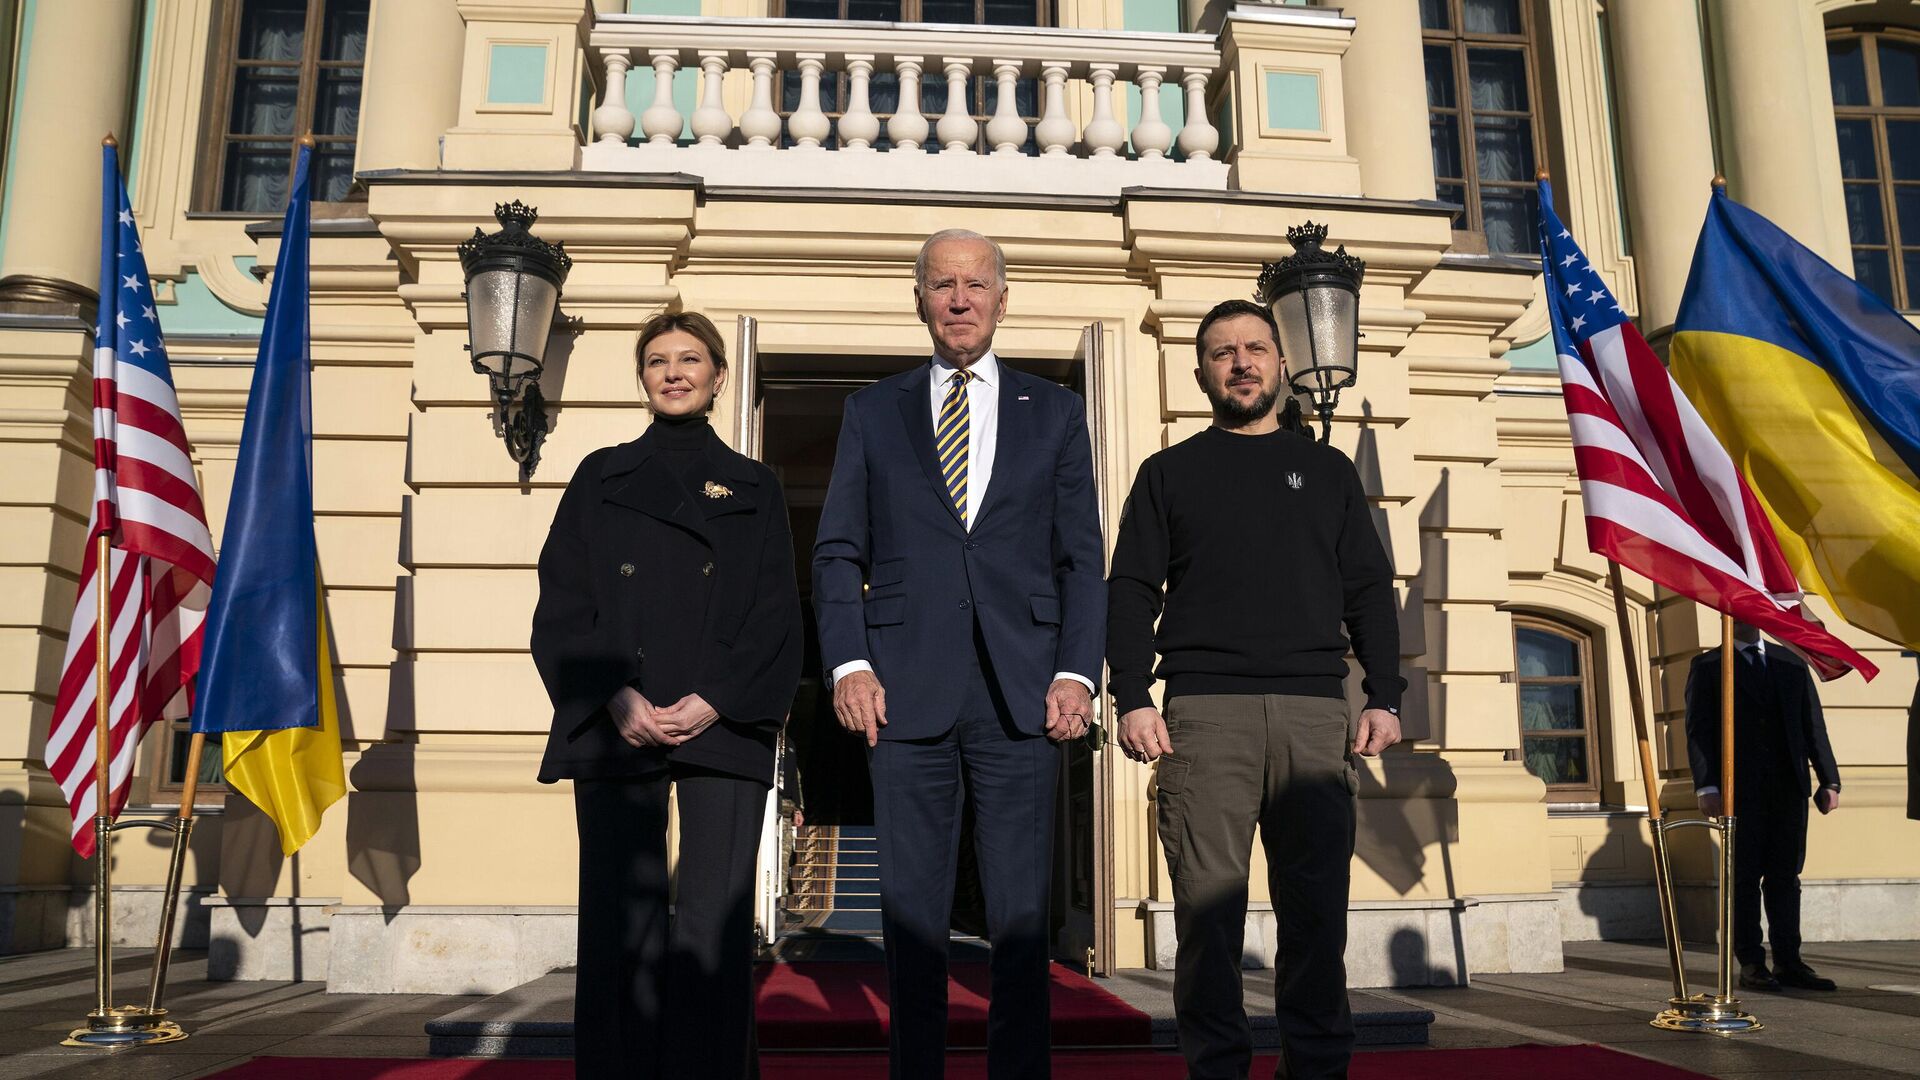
1613, 568, 1760, 1035
62, 475, 204, 1049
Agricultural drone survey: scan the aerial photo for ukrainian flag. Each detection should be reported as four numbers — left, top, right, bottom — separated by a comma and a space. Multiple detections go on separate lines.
190, 143, 344, 855
1671, 187, 1920, 650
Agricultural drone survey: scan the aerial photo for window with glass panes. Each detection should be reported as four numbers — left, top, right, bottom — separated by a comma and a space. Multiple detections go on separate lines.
1420, 0, 1545, 254
772, 0, 1047, 152
199, 0, 369, 213
1512, 618, 1601, 802
145, 720, 227, 804
1828, 29, 1920, 310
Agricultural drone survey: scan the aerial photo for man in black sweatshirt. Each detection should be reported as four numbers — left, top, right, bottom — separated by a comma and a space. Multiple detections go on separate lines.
1108, 299, 1405, 1080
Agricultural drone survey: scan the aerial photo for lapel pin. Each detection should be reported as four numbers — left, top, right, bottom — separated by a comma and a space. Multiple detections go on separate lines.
702, 481, 733, 500
619, 563, 635, 577
1017, 395, 1030, 401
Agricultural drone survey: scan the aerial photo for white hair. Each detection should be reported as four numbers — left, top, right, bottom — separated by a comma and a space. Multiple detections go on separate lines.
915, 229, 1006, 288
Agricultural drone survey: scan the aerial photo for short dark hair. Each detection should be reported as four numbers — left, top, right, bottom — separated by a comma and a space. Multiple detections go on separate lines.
1194, 299, 1279, 364
635, 310, 729, 374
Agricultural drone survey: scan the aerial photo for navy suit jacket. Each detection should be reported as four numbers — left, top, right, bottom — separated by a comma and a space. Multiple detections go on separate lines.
1684, 646, 1839, 801
811, 360, 1106, 739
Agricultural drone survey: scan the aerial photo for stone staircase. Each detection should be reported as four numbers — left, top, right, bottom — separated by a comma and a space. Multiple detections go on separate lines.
788, 825, 883, 935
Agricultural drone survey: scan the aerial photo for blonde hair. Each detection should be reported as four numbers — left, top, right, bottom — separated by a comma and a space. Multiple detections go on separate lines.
634, 310, 729, 374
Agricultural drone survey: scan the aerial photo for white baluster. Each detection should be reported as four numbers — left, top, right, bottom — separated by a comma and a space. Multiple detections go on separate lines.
936, 59, 976, 152
889, 58, 929, 151
1035, 62, 1073, 157
841, 55, 881, 151
740, 53, 782, 148
1177, 69, 1220, 162
591, 50, 636, 145
1084, 64, 1125, 158
1131, 66, 1173, 160
986, 61, 1026, 156
790, 54, 831, 148
639, 51, 683, 146
690, 53, 732, 146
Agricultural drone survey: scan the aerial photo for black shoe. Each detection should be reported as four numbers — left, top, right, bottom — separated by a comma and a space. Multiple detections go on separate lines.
1739, 961, 1782, 992
1775, 959, 1837, 991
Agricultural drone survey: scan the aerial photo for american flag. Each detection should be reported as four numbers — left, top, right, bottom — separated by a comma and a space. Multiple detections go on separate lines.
1536, 179, 1873, 681
45, 145, 217, 856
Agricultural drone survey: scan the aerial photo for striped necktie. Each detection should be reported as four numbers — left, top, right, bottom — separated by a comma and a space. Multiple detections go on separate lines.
938, 369, 972, 525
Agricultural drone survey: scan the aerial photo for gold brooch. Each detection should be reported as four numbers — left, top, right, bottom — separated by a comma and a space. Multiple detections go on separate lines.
702, 481, 733, 500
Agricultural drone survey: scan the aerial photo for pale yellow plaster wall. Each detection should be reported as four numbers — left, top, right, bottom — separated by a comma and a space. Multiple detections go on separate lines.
0, 327, 93, 896
5, 0, 1917, 969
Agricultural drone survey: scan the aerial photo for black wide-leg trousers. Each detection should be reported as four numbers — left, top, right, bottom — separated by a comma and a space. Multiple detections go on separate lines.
573, 766, 769, 1080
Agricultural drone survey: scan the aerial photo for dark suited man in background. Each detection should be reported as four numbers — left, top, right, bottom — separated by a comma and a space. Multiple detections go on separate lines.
813, 228, 1106, 1080
1686, 621, 1841, 993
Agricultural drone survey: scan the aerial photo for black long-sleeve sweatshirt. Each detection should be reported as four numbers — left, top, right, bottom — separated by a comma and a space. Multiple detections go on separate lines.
1105, 425, 1406, 716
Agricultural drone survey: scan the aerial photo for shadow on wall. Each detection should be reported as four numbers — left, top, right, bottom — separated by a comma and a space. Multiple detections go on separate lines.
1569, 807, 1676, 945
1353, 749, 1467, 986
342, 565, 422, 920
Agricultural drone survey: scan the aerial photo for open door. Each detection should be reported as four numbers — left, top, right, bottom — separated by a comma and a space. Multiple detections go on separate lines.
1052, 323, 1116, 976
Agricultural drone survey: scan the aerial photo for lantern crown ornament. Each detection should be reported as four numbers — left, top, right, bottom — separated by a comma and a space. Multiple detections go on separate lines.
459, 201, 571, 480
1254, 222, 1365, 444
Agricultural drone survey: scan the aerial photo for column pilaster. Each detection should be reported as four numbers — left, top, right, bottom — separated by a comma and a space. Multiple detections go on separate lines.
0, 0, 140, 317
1609, 0, 1716, 333
1710, 0, 1852, 267
356, 0, 466, 173
1339, 0, 1437, 202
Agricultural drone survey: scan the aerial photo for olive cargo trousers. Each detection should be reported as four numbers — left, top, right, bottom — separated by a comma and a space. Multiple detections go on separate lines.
1155, 693, 1359, 1080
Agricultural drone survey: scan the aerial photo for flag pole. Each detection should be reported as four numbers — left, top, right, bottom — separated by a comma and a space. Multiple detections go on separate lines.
89, 533, 114, 1025
143, 732, 205, 1017
1607, 565, 1689, 1007
65, 133, 186, 1049
1716, 613, 1742, 1006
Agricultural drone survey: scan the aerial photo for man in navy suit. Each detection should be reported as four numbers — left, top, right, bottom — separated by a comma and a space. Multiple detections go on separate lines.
813, 229, 1106, 1080
1686, 621, 1842, 993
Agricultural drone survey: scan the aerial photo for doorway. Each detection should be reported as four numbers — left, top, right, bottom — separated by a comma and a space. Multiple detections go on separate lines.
745, 330, 1112, 973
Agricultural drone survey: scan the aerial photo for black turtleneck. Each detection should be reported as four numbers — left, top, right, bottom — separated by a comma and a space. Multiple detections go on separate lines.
651, 413, 712, 497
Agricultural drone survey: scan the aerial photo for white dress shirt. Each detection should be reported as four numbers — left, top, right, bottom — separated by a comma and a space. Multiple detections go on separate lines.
831, 352, 1095, 698
1697, 639, 1765, 799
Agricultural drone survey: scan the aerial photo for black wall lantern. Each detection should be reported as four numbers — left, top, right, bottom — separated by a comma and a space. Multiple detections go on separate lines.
1255, 222, 1365, 444
459, 201, 571, 479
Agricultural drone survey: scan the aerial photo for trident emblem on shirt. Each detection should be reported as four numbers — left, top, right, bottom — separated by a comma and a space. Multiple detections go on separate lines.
1287, 472, 1304, 490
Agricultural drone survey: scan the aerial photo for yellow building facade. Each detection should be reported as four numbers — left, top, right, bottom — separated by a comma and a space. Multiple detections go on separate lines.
0, 0, 1914, 993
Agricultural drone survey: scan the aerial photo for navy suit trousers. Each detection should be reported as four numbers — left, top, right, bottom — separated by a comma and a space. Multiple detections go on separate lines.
867, 639, 1059, 1080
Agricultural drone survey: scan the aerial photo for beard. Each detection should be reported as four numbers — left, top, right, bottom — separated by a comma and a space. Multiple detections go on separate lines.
1205, 378, 1281, 425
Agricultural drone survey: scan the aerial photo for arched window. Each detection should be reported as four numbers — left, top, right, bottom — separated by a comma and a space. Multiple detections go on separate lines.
1828, 28, 1920, 310
1421, 0, 1546, 254
1513, 616, 1601, 803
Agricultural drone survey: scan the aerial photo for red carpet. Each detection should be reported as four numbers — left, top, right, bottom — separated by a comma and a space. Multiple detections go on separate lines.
754, 961, 1152, 1048
206, 1045, 1714, 1079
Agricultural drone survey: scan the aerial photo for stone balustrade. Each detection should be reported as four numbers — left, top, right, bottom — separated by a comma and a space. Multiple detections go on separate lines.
582, 15, 1229, 196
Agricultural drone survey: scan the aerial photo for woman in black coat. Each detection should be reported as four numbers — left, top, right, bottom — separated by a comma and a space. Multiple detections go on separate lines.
531, 311, 802, 1079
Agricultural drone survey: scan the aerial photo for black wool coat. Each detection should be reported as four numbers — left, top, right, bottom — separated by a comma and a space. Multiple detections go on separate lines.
531, 420, 803, 785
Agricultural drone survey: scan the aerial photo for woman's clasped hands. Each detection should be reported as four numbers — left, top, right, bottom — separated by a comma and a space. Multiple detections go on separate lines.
608, 686, 721, 748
